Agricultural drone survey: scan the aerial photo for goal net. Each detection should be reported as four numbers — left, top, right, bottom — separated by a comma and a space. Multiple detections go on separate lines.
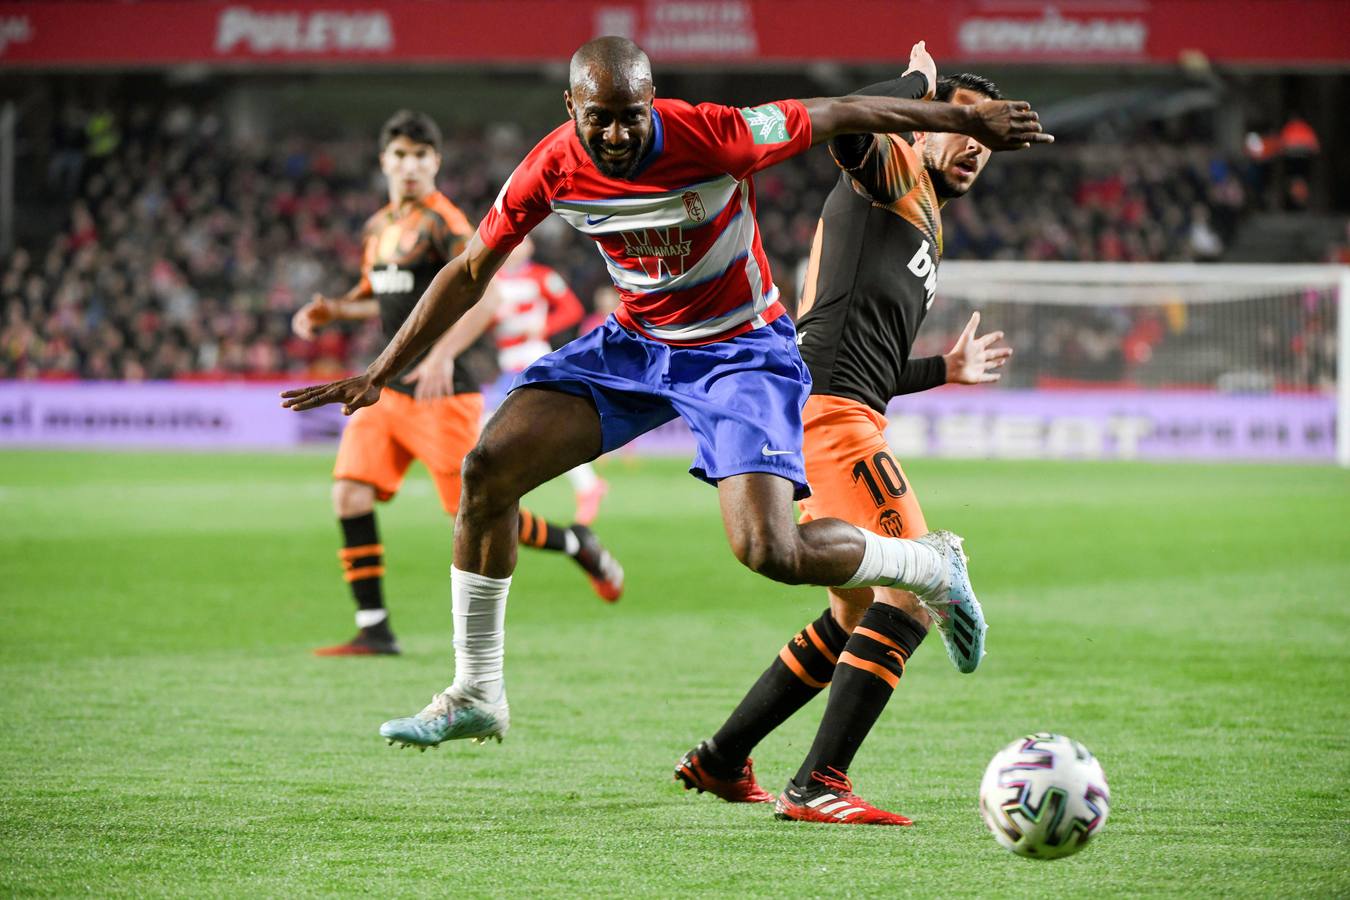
888, 263, 1350, 466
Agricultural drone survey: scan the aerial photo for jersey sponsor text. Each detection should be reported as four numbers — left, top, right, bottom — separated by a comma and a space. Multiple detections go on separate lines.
622, 227, 693, 279
369, 266, 415, 295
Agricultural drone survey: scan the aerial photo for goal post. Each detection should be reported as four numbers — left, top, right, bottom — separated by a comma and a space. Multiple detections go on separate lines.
890, 262, 1350, 466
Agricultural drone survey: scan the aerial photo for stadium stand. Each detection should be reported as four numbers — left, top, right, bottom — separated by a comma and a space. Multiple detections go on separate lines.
0, 101, 1338, 381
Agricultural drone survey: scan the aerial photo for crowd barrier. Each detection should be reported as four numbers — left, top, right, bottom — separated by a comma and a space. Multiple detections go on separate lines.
0, 381, 1334, 463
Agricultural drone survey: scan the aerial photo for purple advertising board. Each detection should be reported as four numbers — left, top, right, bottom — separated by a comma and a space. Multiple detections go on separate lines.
0, 381, 343, 448
879, 388, 1336, 462
0, 381, 1337, 462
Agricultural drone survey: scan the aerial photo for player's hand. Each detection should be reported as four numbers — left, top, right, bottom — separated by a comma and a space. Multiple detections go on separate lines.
967, 100, 1054, 151
943, 311, 1012, 384
292, 294, 338, 340
404, 348, 456, 401
902, 40, 937, 100
280, 372, 382, 415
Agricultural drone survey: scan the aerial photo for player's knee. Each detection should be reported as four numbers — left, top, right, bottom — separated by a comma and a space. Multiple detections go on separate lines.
332, 479, 374, 517
729, 530, 805, 584
459, 444, 522, 517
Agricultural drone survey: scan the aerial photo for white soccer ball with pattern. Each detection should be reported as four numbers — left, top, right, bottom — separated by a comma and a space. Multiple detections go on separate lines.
978, 733, 1110, 860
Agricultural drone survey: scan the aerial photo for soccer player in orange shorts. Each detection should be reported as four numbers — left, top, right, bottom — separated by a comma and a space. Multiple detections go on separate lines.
679, 47, 1026, 823
292, 110, 623, 657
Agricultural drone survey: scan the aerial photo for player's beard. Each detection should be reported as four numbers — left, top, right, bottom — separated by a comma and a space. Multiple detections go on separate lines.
926, 165, 969, 201
576, 122, 651, 180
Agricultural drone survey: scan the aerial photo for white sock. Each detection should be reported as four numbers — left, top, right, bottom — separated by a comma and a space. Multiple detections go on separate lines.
566, 463, 599, 493
355, 608, 388, 629
840, 527, 944, 593
450, 566, 511, 700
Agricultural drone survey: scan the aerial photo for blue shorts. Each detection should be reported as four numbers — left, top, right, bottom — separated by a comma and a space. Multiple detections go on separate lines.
511, 315, 812, 499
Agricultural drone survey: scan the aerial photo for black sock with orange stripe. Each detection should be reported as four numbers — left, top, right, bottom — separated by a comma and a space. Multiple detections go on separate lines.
517, 506, 573, 553
793, 603, 926, 787
339, 513, 387, 628
704, 609, 849, 773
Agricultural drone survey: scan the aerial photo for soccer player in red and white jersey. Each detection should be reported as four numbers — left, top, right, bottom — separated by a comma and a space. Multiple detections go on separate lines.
283, 38, 1050, 759
491, 237, 608, 524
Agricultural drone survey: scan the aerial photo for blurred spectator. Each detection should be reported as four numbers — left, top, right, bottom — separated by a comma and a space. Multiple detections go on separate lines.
2, 103, 1335, 391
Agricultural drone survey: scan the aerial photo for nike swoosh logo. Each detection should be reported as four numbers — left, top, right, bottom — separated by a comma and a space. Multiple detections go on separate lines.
761, 444, 793, 457
585, 214, 615, 226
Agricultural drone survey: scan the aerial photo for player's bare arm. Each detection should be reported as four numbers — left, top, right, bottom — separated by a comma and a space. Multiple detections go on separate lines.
281, 232, 508, 414
291, 286, 380, 341
943, 311, 1013, 385
802, 93, 1052, 152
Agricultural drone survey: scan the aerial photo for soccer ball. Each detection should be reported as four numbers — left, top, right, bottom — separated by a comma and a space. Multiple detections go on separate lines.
978, 733, 1110, 860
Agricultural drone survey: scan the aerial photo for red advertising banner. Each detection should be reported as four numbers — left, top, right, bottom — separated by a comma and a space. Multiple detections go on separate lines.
0, 0, 1346, 68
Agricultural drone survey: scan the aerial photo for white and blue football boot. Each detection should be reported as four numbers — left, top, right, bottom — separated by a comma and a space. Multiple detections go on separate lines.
379, 686, 509, 750
915, 530, 987, 674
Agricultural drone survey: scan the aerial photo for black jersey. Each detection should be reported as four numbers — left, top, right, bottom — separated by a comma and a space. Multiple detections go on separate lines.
359, 191, 480, 395
795, 79, 947, 414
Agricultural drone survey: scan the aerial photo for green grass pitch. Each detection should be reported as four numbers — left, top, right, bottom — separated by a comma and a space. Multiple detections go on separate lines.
1, 450, 1347, 897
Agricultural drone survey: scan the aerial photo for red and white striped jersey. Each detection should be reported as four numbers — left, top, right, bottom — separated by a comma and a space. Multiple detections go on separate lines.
491, 261, 584, 373
478, 97, 813, 345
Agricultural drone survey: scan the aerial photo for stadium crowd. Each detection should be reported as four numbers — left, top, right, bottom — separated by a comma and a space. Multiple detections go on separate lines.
0, 102, 1321, 384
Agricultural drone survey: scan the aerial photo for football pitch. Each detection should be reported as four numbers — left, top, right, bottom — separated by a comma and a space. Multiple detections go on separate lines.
2, 450, 1347, 897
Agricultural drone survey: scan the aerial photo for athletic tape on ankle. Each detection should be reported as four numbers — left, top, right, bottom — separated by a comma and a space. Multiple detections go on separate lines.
840, 527, 885, 588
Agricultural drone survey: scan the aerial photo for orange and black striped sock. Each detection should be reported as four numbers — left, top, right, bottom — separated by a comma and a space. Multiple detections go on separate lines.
706, 609, 849, 771
339, 512, 386, 619
517, 507, 573, 554
793, 603, 926, 786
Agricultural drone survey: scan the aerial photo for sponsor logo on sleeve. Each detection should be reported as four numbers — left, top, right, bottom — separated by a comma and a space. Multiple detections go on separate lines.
738, 104, 789, 145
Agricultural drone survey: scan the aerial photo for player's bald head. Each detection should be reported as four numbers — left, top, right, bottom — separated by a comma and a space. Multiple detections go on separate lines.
565, 36, 656, 180
568, 36, 652, 101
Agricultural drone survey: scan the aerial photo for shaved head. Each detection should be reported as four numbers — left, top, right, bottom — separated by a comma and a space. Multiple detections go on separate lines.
565, 36, 656, 180
568, 36, 652, 97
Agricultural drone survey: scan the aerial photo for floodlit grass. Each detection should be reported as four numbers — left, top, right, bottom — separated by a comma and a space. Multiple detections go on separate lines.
2, 450, 1347, 896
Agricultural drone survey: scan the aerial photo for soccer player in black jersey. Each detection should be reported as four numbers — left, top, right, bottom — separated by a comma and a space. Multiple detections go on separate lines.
292, 110, 625, 657
678, 44, 1034, 824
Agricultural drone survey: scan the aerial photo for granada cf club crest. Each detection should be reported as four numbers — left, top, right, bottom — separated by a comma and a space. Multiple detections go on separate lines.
878, 508, 904, 538
682, 191, 706, 223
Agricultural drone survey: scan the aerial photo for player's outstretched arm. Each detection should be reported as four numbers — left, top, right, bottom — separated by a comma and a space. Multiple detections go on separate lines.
281, 233, 508, 414
291, 290, 379, 340
802, 94, 1052, 152
832, 40, 936, 171
892, 312, 1012, 396
404, 279, 505, 401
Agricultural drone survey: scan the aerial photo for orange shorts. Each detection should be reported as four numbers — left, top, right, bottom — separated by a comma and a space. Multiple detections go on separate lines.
797, 394, 927, 539
333, 389, 484, 515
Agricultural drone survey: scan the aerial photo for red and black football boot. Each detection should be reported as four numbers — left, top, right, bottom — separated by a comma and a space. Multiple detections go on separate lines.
774, 767, 913, 826
313, 625, 401, 657
571, 524, 624, 603
675, 741, 774, 803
